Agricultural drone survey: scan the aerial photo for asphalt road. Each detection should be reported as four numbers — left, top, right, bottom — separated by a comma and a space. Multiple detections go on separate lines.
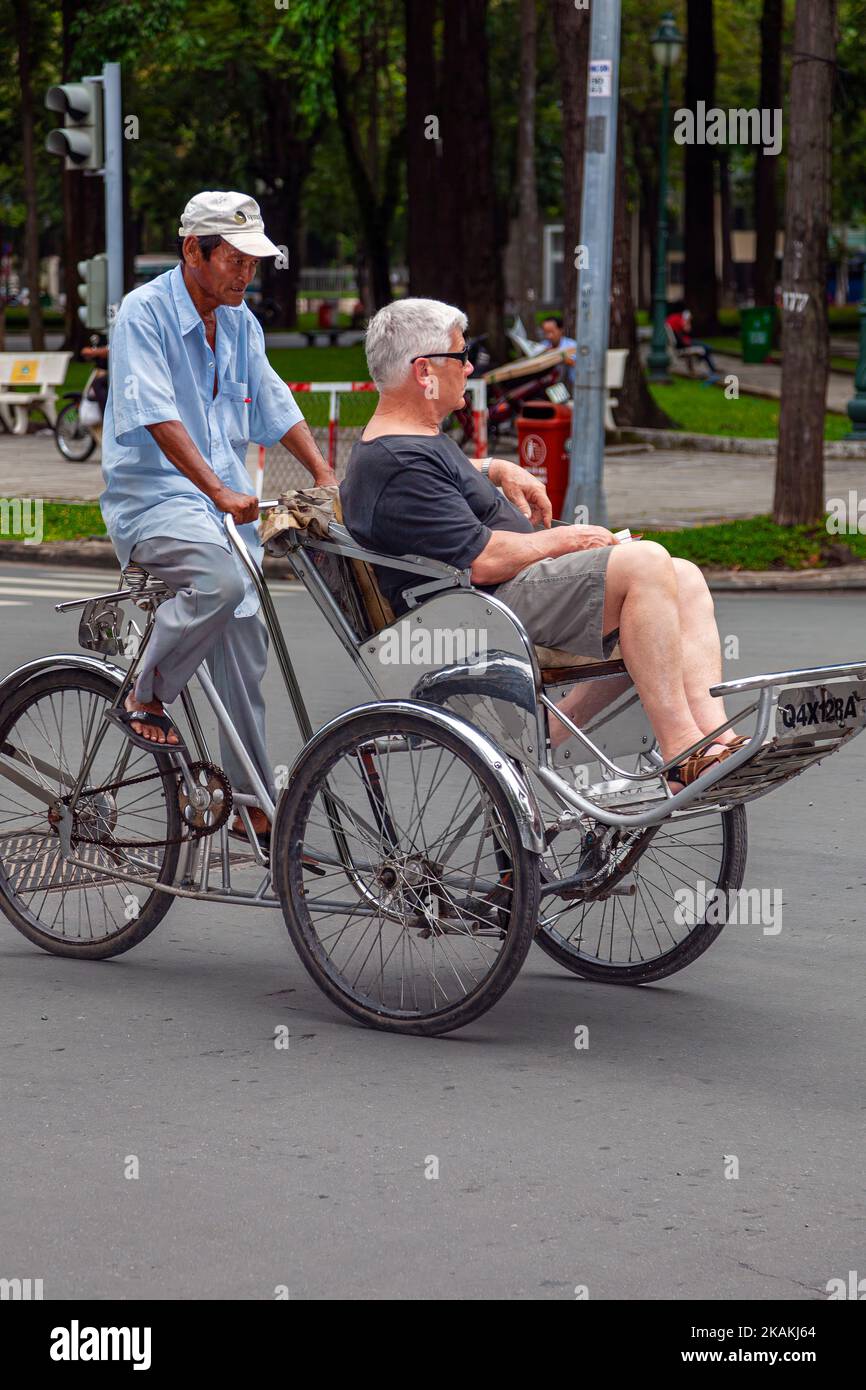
1, 562, 865, 1300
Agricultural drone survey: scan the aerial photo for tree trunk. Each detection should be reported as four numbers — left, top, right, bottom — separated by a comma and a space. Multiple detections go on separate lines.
514, 0, 540, 332
405, 0, 441, 298
684, 0, 719, 335
754, 0, 783, 307
16, 0, 45, 351
718, 151, 737, 305
773, 0, 838, 526
332, 50, 400, 312
441, 0, 505, 356
610, 123, 672, 429
551, 0, 590, 336
254, 75, 320, 330
631, 120, 660, 313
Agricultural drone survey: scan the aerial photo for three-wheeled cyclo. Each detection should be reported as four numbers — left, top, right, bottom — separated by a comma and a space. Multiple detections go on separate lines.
1, 492, 864, 1034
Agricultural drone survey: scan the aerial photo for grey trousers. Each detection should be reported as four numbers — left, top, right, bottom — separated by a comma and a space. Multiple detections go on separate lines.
129, 537, 275, 803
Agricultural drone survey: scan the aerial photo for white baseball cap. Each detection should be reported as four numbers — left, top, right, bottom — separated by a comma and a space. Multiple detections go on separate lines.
178, 190, 282, 258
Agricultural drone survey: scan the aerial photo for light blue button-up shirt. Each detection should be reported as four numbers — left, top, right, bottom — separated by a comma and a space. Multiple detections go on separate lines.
100, 263, 304, 617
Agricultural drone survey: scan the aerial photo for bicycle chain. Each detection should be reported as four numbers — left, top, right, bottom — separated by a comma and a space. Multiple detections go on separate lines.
60, 762, 234, 850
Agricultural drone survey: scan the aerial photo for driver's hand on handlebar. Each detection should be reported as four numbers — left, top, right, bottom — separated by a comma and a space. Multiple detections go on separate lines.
213, 485, 260, 525
487, 458, 553, 527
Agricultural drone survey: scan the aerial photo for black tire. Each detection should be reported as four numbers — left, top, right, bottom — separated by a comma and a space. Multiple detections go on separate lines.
272, 708, 540, 1035
55, 399, 96, 461
0, 668, 181, 959
535, 806, 748, 984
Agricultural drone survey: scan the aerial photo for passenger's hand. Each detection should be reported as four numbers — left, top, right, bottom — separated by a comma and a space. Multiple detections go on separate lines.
562, 524, 619, 551
213, 486, 260, 525
488, 459, 553, 527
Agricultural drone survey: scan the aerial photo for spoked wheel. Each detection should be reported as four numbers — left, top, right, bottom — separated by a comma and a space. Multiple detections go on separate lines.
272, 708, 540, 1035
0, 669, 182, 958
55, 401, 96, 461
534, 797, 748, 984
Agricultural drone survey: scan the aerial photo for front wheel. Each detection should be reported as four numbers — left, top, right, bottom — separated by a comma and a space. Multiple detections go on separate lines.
55, 399, 96, 461
0, 668, 182, 958
272, 708, 540, 1035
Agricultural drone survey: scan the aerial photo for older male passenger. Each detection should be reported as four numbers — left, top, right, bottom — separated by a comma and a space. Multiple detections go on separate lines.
340, 298, 743, 787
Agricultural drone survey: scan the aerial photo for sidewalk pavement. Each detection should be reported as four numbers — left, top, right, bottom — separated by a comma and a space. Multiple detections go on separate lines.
4, 433, 866, 588
3, 431, 866, 532
672, 351, 854, 415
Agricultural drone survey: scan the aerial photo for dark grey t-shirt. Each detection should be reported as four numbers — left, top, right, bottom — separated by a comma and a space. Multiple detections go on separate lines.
340, 433, 534, 612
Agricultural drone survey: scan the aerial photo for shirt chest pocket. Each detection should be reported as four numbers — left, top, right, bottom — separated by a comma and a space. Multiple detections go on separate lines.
219, 379, 250, 445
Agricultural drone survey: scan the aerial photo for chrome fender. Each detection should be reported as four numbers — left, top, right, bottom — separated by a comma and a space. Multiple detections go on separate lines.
0, 654, 127, 709
277, 698, 545, 854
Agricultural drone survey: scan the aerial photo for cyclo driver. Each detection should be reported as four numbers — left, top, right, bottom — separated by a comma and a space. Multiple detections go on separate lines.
99, 191, 335, 849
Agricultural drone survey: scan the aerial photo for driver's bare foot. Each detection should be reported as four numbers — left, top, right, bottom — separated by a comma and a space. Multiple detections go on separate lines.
124, 691, 179, 745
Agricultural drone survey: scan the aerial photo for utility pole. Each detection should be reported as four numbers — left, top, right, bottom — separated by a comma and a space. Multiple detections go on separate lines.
101, 62, 124, 330
562, 0, 622, 528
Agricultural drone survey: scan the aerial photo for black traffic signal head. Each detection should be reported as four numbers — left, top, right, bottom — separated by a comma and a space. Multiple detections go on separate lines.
45, 79, 104, 171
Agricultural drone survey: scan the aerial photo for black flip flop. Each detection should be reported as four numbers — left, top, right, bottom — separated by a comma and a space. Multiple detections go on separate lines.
104, 704, 188, 755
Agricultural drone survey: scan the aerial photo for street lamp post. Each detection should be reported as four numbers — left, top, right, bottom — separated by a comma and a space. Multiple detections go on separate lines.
647, 12, 684, 383
845, 300, 866, 439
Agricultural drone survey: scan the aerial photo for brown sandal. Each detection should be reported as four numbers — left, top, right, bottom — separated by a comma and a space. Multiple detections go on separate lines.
666, 744, 734, 789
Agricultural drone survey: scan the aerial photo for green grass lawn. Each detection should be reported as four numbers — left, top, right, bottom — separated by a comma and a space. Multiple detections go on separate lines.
5, 503, 863, 573
649, 377, 849, 439
705, 336, 856, 376
0, 501, 107, 543
267, 345, 369, 383
643, 514, 866, 570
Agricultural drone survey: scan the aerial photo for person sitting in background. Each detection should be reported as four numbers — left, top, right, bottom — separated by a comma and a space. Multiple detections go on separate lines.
665, 304, 720, 383
541, 313, 577, 389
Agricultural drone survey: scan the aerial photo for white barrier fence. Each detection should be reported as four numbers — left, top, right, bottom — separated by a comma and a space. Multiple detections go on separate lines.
255, 379, 488, 498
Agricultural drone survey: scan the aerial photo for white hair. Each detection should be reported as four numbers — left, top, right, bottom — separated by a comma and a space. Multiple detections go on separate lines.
364, 298, 468, 391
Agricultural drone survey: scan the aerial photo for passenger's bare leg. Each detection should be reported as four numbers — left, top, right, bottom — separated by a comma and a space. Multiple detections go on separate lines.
548, 674, 631, 749
599, 542, 708, 765
671, 558, 737, 743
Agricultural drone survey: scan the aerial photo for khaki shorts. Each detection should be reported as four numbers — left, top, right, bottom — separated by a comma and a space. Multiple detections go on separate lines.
492, 546, 618, 660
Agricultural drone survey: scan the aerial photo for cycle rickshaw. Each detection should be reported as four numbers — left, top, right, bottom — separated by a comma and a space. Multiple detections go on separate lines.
1, 492, 864, 1035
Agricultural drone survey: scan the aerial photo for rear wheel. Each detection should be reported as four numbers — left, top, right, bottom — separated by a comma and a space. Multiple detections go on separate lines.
534, 803, 748, 984
55, 400, 96, 461
273, 709, 540, 1035
0, 669, 181, 958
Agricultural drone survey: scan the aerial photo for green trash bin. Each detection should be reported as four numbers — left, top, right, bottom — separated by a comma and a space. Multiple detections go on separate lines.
741, 306, 775, 364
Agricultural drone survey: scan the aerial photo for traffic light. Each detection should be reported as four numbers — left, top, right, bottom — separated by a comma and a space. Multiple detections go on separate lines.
77, 254, 108, 330
45, 80, 104, 171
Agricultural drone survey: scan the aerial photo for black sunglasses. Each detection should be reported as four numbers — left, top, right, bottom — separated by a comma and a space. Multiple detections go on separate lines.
409, 348, 470, 364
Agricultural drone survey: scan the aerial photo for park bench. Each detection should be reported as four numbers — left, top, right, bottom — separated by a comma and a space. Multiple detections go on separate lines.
0, 352, 72, 434
664, 322, 706, 376
299, 328, 348, 347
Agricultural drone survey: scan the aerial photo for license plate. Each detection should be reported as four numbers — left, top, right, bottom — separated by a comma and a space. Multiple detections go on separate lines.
775, 681, 866, 738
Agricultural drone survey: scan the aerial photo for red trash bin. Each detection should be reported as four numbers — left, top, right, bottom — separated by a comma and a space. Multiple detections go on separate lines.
516, 401, 572, 520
